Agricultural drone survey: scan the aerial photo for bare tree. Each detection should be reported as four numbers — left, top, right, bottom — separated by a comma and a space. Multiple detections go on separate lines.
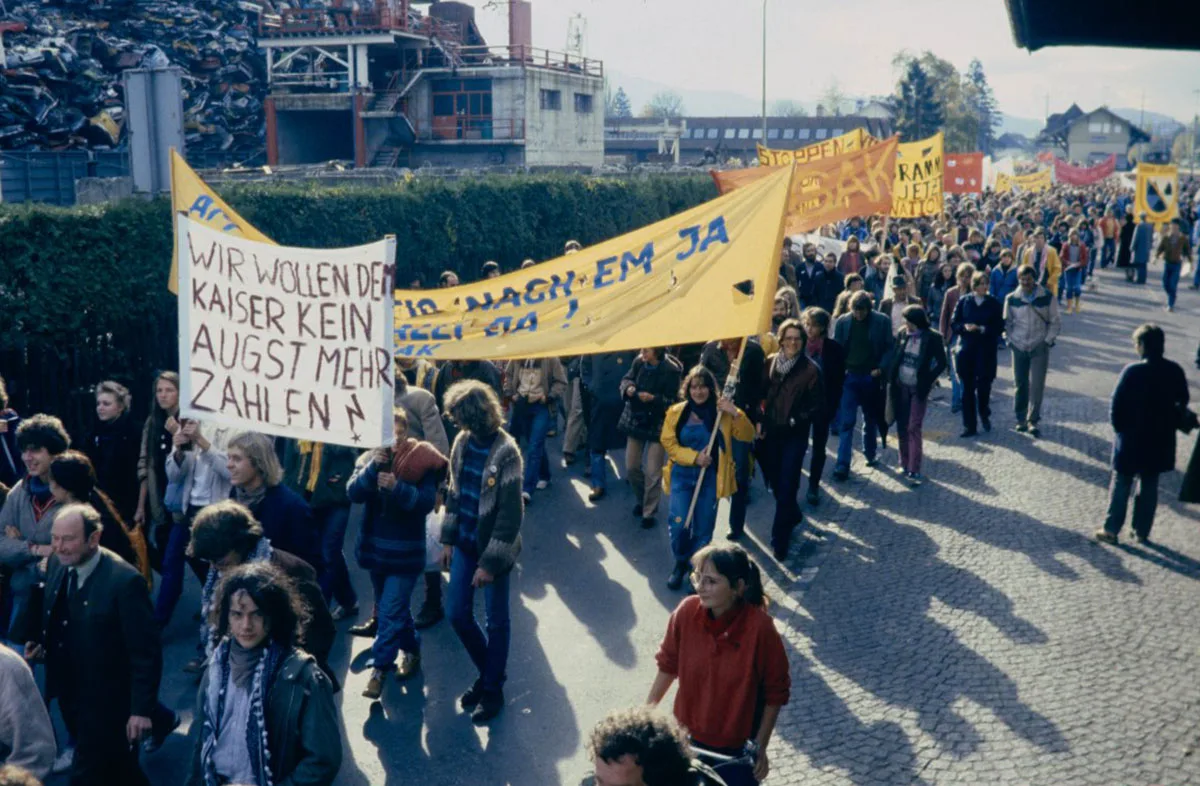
771, 99, 808, 117
820, 80, 847, 116
641, 90, 685, 119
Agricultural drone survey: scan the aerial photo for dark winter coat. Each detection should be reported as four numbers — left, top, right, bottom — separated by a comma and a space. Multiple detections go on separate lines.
1116, 219, 1135, 268
189, 648, 342, 786
951, 294, 1004, 383
232, 484, 322, 573
887, 328, 949, 407
811, 267, 845, 314
84, 412, 143, 524
618, 354, 683, 442
806, 337, 845, 424
280, 441, 360, 510
0, 410, 21, 490
1110, 357, 1189, 476
583, 352, 636, 452
347, 453, 439, 576
700, 339, 767, 423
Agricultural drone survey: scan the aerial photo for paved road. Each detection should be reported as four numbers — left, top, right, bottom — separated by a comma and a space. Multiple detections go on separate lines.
134, 267, 1200, 786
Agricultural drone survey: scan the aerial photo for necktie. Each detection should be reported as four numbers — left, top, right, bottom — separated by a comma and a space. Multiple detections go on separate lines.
66, 568, 78, 600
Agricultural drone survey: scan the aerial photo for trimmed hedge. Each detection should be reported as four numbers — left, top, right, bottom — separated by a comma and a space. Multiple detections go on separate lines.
0, 174, 717, 433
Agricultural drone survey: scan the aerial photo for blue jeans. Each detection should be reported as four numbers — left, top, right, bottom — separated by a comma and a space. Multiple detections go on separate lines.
1063, 268, 1083, 300
728, 439, 751, 536
1164, 262, 1182, 308
447, 545, 511, 693
510, 400, 552, 495
948, 340, 963, 410
317, 505, 357, 609
667, 464, 717, 563
154, 514, 194, 628
371, 571, 420, 667
836, 373, 879, 473
1101, 238, 1115, 268
589, 450, 608, 491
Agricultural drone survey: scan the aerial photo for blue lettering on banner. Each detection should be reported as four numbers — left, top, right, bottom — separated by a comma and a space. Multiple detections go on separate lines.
593, 256, 618, 289
465, 292, 497, 312
485, 316, 512, 337
188, 195, 239, 233
513, 312, 538, 333
700, 216, 730, 252
619, 242, 654, 281
546, 272, 575, 300
524, 278, 548, 304
396, 344, 439, 357
676, 226, 701, 261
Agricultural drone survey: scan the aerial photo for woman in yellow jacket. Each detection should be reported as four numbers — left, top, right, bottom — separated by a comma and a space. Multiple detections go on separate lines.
660, 366, 755, 591
1020, 230, 1062, 301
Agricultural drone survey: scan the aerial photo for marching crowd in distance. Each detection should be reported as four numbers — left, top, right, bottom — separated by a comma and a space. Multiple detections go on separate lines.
0, 178, 1197, 786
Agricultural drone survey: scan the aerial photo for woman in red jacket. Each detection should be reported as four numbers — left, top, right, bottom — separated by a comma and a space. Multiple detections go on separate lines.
647, 543, 790, 785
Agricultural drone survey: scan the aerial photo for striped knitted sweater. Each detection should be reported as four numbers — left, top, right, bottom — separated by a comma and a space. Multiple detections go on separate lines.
439, 429, 524, 577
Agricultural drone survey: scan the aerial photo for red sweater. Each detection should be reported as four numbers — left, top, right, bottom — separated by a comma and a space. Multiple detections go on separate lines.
655, 596, 790, 749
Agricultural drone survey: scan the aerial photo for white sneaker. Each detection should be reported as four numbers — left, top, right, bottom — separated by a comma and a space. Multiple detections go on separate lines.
535, 480, 549, 490
52, 748, 74, 773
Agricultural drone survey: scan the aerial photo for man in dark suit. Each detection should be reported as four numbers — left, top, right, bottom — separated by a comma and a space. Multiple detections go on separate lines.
24, 503, 161, 786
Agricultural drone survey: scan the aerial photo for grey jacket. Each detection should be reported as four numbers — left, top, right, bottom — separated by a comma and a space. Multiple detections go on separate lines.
394, 386, 450, 456
163, 427, 234, 511
832, 311, 896, 373
1003, 285, 1062, 352
440, 430, 524, 577
0, 479, 60, 596
0, 646, 55, 779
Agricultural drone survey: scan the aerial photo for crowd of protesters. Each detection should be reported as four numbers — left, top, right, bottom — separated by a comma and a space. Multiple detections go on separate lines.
0, 177, 1197, 786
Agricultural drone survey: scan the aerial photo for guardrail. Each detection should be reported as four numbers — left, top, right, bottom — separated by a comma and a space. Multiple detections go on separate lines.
418, 117, 525, 142
455, 45, 603, 79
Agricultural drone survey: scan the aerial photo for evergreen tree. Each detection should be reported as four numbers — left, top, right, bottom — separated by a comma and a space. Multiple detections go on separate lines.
609, 86, 633, 119
895, 60, 943, 141
966, 59, 1002, 154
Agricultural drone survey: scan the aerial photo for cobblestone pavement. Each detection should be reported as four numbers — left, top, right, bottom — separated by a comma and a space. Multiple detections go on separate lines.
134, 268, 1200, 786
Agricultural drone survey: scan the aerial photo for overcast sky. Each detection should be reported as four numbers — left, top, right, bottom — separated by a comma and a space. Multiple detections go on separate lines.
473, 0, 1200, 123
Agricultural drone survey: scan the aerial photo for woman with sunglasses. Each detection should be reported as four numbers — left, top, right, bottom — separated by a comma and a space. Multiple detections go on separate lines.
648, 543, 790, 786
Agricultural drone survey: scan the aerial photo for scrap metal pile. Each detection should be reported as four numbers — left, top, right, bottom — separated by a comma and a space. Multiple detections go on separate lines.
0, 0, 270, 162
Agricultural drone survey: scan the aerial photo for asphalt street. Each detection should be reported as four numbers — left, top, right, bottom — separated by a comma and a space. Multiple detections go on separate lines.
116, 266, 1200, 785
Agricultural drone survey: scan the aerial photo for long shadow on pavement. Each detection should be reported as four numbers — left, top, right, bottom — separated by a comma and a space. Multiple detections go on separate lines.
792, 510, 1067, 763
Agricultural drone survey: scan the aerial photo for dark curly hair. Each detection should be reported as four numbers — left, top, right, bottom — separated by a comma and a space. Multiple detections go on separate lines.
15, 414, 70, 455
188, 500, 264, 562
587, 706, 693, 786
210, 561, 307, 649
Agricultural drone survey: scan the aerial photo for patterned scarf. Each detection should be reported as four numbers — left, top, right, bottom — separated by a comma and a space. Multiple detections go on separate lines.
234, 482, 268, 512
200, 637, 283, 786
200, 538, 273, 656
773, 352, 800, 378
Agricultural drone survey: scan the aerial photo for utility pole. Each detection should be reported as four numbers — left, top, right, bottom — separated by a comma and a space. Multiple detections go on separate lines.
761, 0, 767, 145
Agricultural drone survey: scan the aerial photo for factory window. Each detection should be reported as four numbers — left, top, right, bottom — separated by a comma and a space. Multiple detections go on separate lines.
431, 78, 494, 140
724, 128, 736, 139
574, 93, 593, 113
737, 128, 750, 139
707, 128, 718, 139
815, 128, 828, 139
540, 89, 562, 110
798, 129, 811, 140
832, 128, 844, 137
692, 128, 706, 139
783, 128, 796, 139
751, 128, 763, 139
768, 128, 780, 140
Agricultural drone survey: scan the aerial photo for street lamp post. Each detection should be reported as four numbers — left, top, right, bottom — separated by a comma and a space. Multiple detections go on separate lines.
761, 0, 767, 146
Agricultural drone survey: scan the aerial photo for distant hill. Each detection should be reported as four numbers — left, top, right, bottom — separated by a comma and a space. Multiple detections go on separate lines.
1111, 107, 1185, 137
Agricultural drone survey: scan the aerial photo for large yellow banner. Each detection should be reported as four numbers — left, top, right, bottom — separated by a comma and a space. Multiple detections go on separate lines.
892, 133, 944, 217
995, 169, 1052, 195
1134, 163, 1179, 224
168, 150, 274, 294
393, 167, 794, 360
712, 136, 899, 235
757, 128, 870, 167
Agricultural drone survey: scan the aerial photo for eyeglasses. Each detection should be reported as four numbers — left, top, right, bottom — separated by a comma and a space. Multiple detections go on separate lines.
689, 572, 726, 590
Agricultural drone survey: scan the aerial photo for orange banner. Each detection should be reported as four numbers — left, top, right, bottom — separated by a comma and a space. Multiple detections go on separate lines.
713, 136, 899, 234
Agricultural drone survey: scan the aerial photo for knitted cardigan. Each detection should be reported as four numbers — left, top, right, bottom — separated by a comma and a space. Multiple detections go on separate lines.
439, 429, 524, 577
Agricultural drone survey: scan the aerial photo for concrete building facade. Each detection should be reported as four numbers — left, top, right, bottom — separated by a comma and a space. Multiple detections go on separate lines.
1038, 104, 1149, 169
259, 1, 603, 169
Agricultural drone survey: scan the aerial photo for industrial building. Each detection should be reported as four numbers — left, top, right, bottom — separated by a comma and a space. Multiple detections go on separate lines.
604, 115, 894, 166
260, 0, 604, 169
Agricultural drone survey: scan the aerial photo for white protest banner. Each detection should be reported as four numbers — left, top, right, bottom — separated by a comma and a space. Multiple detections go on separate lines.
790, 232, 847, 258
177, 216, 396, 448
